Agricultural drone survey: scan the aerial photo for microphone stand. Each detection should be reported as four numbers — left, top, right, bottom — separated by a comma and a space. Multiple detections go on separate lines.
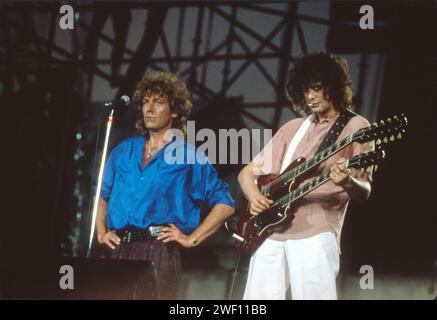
87, 108, 114, 257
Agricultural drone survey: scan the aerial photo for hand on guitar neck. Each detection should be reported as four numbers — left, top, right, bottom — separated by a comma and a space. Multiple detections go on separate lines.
330, 157, 372, 201
329, 157, 352, 185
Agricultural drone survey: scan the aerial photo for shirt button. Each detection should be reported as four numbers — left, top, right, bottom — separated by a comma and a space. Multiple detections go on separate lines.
140, 177, 144, 181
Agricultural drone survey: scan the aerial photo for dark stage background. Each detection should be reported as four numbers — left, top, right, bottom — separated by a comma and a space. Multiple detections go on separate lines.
0, 1, 436, 299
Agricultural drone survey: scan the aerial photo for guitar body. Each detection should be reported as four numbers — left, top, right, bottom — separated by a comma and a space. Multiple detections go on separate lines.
234, 205, 295, 253
235, 157, 307, 253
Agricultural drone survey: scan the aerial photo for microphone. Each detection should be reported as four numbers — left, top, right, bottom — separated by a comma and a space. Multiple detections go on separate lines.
103, 95, 131, 108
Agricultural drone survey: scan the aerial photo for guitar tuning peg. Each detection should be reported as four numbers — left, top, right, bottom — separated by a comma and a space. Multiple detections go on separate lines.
390, 135, 395, 142
374, 164, 378, 172
397, 132, 402, 139
376, 139, 382, 145
383, 137, 388, 144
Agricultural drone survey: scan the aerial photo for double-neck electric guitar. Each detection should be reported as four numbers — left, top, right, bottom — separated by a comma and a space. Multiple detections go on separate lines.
227, 114, 407, 253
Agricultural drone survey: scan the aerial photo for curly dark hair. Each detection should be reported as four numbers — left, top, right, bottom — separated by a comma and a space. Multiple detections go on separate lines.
286, 52, 353, 117
133, 71, 192, 136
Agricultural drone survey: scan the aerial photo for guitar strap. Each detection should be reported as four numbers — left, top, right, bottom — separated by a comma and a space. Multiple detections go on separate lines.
280, 108, 356, 173
315, 108, 356, 154
280, 113, 315, 173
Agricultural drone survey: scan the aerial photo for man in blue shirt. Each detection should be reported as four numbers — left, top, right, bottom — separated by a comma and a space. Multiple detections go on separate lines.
96, 71, 235, 299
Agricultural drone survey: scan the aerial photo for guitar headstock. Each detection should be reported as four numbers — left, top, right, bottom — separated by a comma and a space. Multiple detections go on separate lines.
347, 148, 386, 170
354, 114, 408, 145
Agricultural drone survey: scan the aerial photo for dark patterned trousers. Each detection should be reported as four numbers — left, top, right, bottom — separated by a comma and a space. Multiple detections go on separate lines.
107, 238, 182, 300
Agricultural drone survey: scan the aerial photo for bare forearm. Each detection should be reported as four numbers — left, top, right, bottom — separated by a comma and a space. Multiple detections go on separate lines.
238, 164, 262, 201
238, 164, 273, 215
189, 204, 234, 245
96, 198, 108, 241
342, 176, 371, 202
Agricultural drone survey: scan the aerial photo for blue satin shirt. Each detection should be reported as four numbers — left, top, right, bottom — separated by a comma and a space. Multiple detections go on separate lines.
100, 136, 234, 234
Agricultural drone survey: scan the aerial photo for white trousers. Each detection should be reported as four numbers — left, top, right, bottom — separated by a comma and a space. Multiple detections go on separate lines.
243, 232, 340, 300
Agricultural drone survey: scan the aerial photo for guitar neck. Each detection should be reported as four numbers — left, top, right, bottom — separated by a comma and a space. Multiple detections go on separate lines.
263, 114, 406, 193
272, 147, 383, 210
268, 133, 355, 188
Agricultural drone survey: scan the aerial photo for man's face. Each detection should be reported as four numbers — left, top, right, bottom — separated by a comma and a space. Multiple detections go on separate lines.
303, 84, 334, 115
142, 93, 177, 133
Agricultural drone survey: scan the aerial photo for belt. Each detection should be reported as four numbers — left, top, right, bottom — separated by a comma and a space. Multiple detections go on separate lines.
115, 225, 167, 244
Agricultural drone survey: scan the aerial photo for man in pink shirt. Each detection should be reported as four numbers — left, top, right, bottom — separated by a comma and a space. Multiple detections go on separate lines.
238, 52, 374, 300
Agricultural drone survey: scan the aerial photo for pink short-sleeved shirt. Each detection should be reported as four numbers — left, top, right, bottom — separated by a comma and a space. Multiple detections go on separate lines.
252, 112, 373, 247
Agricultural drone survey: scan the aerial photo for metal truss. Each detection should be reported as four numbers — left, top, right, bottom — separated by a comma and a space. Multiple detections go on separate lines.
0, 1, 357, 131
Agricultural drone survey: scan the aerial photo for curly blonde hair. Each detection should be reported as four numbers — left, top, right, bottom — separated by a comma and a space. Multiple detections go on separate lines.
133, 71, 192, 136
